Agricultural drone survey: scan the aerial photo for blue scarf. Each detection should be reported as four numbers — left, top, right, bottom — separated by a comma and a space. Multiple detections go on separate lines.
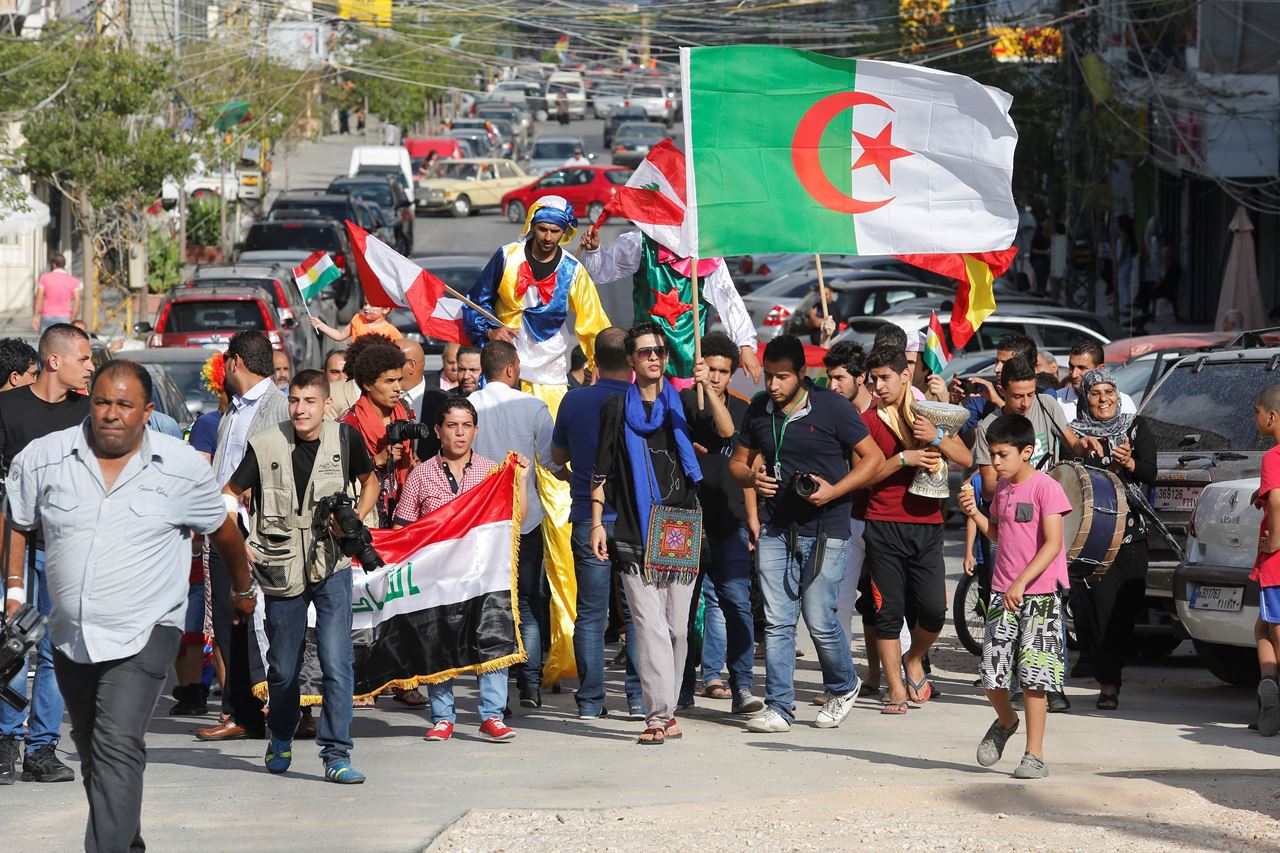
623, 381, 702, 543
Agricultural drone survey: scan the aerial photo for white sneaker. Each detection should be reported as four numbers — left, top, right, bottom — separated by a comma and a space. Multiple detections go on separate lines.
745, 709, 791, 733
815, 681, 862, 728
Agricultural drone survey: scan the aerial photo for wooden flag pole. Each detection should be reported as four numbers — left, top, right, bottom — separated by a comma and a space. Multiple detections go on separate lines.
443, 283, 503, 327
692, 260, 704, 410
815, 253, 832, 347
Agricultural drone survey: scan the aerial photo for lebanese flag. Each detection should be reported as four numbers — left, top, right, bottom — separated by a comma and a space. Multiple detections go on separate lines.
350, 457, 525, 697
597, 138, 697, 257
896, 248, 1016, 349
344, 220, 468, 345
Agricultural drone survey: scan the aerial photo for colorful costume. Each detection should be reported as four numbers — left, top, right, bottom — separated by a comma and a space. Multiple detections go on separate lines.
463, 196, 610, 685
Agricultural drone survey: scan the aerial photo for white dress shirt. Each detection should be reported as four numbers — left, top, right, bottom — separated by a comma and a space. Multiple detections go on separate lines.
468, 380, 553, 534
402, 378, 426, 422
215, 375, 276, 486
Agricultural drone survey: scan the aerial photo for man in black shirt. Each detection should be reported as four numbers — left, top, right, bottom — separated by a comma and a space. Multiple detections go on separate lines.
0, 323, 94, 785
679, 332, 763, 715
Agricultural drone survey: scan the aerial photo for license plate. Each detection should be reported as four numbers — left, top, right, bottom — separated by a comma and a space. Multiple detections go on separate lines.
1190, 584, 1244, 612
1154, 485, 1202, 512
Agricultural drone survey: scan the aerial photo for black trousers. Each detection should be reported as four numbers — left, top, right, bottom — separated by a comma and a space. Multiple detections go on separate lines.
1082, 539, 1148, 687
864, 520, 947, 637
208, 548, 265, 734
55, 626, 180, 853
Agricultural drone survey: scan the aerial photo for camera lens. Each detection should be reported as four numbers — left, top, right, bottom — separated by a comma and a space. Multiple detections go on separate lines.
794, 473, 818, 498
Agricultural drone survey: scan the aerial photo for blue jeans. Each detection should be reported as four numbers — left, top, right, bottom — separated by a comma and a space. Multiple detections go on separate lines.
570, 520, 641, 715
700, 529, 755, 693
757, 530, 856, 722
428, 669, 507, 724
263, 568, 354, 764
1, 549, 64, 751
516, 530, 547, 691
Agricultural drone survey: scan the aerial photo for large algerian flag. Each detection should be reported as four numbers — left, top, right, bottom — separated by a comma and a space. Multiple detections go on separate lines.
681, 46, 1018, 257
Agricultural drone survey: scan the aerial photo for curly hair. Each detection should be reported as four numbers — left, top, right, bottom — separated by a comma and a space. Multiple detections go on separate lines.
351, 340, 406, 390
343, 332, 396, 382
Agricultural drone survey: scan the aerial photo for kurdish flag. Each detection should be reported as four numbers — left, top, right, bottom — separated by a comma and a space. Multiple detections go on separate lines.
681, 46, 1018, 257
292, 251, 340, 302
922, 311, 951, 374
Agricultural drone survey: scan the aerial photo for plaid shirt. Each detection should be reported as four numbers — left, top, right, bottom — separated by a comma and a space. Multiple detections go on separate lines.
394, 451, 498, 524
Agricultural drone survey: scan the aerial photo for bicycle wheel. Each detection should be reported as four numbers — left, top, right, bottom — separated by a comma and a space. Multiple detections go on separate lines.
952, 572, 986, 656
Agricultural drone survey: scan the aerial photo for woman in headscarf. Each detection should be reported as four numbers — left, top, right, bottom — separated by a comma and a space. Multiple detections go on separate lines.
1070, 368, 1156, 710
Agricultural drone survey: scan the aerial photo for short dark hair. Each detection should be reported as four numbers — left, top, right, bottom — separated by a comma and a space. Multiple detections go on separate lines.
0, 338, 37, 382
290, 368, 330, 397
481, 339, 518, 379
625, 322, 668, 354
343, 333, 396, 381
823, 341, 866, 376
93, 360, 153, 404
594, 327, 628, 372
323, 349, 347, 370
569, 345, 587, 372
873, 324, 908, 352
762, 334, 805, 374
995, 333, 1036, 366
700, 331, 740, 370
352, 340, 405, 389
1069, 340, 1105, 367
435, 394, 478, 426
50, 253, 66, 269
866, 346, 908, 374
227, 331, 274, 378
456, 345, 481, 363
38, 323, 89, 361
1000, 355, 1037, 386
986, 413, 1035, 451
1257, 384, 1280, 414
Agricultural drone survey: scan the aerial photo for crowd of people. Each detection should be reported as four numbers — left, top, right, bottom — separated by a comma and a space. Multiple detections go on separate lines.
3, 193, 1280, 853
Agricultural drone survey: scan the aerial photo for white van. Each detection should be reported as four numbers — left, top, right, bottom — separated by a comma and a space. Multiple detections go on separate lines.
348, 146, 414, 193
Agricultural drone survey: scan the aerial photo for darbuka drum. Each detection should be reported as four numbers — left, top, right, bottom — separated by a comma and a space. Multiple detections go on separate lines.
907, 401, 969, 499
1049, 461, 1128, 582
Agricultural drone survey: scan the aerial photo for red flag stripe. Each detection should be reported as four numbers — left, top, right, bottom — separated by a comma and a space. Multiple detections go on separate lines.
605, 185, 686, 227
645, 138, 687, 204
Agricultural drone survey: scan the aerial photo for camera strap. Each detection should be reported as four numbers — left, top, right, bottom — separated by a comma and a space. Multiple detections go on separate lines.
770, 389, 809, 480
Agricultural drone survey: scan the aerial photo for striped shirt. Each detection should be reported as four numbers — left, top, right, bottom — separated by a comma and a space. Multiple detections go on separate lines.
394, 451, 497, 524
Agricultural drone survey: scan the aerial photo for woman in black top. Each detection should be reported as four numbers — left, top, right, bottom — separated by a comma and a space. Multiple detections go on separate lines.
1070, 368, 1156, 710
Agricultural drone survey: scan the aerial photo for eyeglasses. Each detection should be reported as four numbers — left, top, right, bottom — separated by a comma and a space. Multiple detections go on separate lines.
634, 345, 668, 361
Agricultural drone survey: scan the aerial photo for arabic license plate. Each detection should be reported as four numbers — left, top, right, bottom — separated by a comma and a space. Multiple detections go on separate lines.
1190, 584, 1244, 612
1154, 485, 1201, 512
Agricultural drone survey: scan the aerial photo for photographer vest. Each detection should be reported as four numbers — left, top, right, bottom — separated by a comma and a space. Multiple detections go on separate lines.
246, 421, 354, 597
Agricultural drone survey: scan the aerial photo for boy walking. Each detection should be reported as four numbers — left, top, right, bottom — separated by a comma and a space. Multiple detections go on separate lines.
958, 414, 1072, 778
1251, 385, 1280, 736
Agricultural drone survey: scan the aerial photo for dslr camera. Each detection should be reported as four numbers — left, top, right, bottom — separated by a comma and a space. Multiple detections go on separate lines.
314, 493, 384, 569
385, 419, 432, 444
0, 604, 47, 711
792, 472, 822, 499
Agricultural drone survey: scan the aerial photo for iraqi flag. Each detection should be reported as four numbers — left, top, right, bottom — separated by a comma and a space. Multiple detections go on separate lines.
344, 220, 468, 345
351, 457, 525, 697
681, 46, 1018, 257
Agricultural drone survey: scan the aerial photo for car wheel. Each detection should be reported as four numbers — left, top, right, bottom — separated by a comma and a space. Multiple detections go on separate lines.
506, 200, 526, 224
951, 571, 984, 657
1192, 639, 1260, 687
586, 202, 605, 223
451, 195, 472, 218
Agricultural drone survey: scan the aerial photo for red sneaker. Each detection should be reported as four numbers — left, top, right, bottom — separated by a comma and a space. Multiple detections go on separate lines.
478, 718, 516, 741
424, 720, 454, 742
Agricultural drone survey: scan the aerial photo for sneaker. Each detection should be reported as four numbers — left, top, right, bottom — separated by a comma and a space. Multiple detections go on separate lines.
815, 683, 862, 729
424, 720, 454, 742
627, 705, 647, 721
323, 760, 366, 784
1258, 677, 1280, 737
745, 709, 791, 733
1012, 753, 1049, 779
976, 718, 1019, 768
169, 684, 208, 716
519, 685, 541, 709
731, 691, 765, 715
1047, 691, 1071, 714
264, 738, 292, 774
577, 707, 608, 720
479, 718, 516, 741
0, 737, 18, 786
22, 744, 74, 783
810, 690, 833, 707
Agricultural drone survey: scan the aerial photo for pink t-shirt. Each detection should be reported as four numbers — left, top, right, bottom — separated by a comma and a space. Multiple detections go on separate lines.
1252, 445, 1280, 587
990, 470, 1073, 595
36, 269, 81, 318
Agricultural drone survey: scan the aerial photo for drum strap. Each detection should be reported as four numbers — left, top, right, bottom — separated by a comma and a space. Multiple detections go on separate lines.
1035, 393, 1070, 469
1124, 482, 1186, 562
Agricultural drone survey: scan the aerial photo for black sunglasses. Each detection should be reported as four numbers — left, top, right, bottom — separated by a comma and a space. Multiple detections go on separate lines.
634, 345, 668, 360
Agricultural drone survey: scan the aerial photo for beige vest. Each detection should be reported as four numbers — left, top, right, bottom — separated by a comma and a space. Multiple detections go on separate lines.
246, 421, 354, 597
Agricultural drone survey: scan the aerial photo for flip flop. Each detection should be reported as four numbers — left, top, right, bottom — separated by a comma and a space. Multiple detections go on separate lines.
902, 660, 934, 705
638, 726, 666, 745
664, 718, 683, 739
702, 682, 732, 700
880, 700, 910, 715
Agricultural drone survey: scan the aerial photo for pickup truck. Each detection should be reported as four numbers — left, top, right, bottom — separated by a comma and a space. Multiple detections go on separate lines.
625, 83, 675, 127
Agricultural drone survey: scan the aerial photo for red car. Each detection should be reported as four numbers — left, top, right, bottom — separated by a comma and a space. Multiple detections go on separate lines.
137, 285, 298, 357
502, 166, 631, 227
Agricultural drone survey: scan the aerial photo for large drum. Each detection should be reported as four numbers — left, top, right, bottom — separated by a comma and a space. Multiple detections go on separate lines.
907, 401, 969, 499
1048, 461, 1129, 582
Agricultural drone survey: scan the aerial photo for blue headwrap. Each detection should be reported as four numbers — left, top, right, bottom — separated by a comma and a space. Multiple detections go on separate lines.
522, 195, 578, 244
531, 203, 577, 232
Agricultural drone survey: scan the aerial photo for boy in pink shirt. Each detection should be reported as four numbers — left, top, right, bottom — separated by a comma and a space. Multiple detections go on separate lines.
959, 413, 1071, 779
1251, 385, 1280, 736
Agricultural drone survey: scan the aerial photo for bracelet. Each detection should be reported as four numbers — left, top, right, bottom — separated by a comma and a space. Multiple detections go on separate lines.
930, 426, 944, 447
231, 579, 259, 601
590, 499, 605, 507
898, 452, 906, 467
5, 587, 26, 604
592, 523, 604, 531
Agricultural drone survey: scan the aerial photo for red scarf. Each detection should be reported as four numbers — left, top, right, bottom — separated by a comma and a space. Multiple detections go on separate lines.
345, 395, 413, 497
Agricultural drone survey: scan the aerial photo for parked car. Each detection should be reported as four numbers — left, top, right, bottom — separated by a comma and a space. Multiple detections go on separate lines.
236, 220, 355, 312
882, 295, 1127, 342
348, 145, 413, 193
474, 105, 531, 150
591, 83, 630, 120
140, 363, 196, 432
128, 347, 222, 416
327, 175, 414, 253
417, 158, 533, 218
445, 128, 498, 159
829, 312, 1110, 353
742, 268, 920, 334
604, 105, 649, 147
625, 83, 676, 126
525, 136, 592, 177
405, 137, 464, 174
388, 255, 490, 351
1106, 332, 1242, 365
779, 280, 958, 340
611, 122, 667, 169
186, 263, 320, 370
137, 286, 299, 362
488, 80, 546, 119
502, 166, 630, 226
1174, 477, 1264, 686
546, 72, 587, 118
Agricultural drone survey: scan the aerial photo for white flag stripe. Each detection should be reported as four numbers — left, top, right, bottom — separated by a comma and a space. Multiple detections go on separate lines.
361, 230, 424, 307
432, 296, 463, 321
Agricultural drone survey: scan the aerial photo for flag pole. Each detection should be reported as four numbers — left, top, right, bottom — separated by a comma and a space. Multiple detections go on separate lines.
692, 260, 704, 410
443, 283, 503, 327
815, 253, 832, 347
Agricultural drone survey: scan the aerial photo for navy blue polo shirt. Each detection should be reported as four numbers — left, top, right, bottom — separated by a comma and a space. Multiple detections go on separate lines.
736, 381, 869, 539
552, 377, 631, 523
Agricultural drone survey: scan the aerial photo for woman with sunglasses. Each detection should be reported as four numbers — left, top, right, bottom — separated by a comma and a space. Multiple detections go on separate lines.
589, 323, 706, 744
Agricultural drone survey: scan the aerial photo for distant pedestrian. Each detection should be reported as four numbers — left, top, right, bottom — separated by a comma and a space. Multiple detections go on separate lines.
339, 108, 350, 134
32, 254, 81, 333
1251, 384, 1280, 737
356, 108, 367, 132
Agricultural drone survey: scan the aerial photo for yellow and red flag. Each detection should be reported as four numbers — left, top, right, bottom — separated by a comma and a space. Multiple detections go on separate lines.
895, 248, 1017, 349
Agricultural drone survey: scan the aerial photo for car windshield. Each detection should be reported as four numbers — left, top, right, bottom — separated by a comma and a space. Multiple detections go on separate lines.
191, 278, 280, 309
242, 225, 337, 252
337, 184, 394, 208
1139, 359, 1279, 452
617, 125, 664, 143
532, 141, 578, 159
631, 86, 664, 98
273, 199, 347, 221
164, 300, 266, 333
604, 170, 631, 184
1110, 359, 1159, 403
429, 162, 481, 180
136, 360, 219, 408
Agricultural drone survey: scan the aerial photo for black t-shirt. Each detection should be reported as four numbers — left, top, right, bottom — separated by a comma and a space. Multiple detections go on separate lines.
0, 387, 91, 550
416, 388, 452, 462
681, 386, 749, 538
229, 423, 374, 512
525, 240, 562, 281
736, 381, 869, 538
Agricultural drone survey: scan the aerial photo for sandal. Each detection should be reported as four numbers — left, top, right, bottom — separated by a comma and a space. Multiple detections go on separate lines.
638, 726, 666, 745
1096, 692, 1119, 711
664, 718, 683, 739
701, 682, 732, 700
880, 700, 910, 715
392, 687, 428, 707
902, 660, 934, 705
353, 696, 377, 708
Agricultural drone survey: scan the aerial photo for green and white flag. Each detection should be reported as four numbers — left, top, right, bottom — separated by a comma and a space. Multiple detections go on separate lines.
292, 250, 340, 302
680, 46, 1018, 258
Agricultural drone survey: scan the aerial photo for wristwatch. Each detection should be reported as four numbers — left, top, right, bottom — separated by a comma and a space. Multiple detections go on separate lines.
231, 579, 259, 601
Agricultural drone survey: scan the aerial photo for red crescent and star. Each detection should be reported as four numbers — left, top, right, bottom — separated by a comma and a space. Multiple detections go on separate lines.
790, 91, 914, 215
